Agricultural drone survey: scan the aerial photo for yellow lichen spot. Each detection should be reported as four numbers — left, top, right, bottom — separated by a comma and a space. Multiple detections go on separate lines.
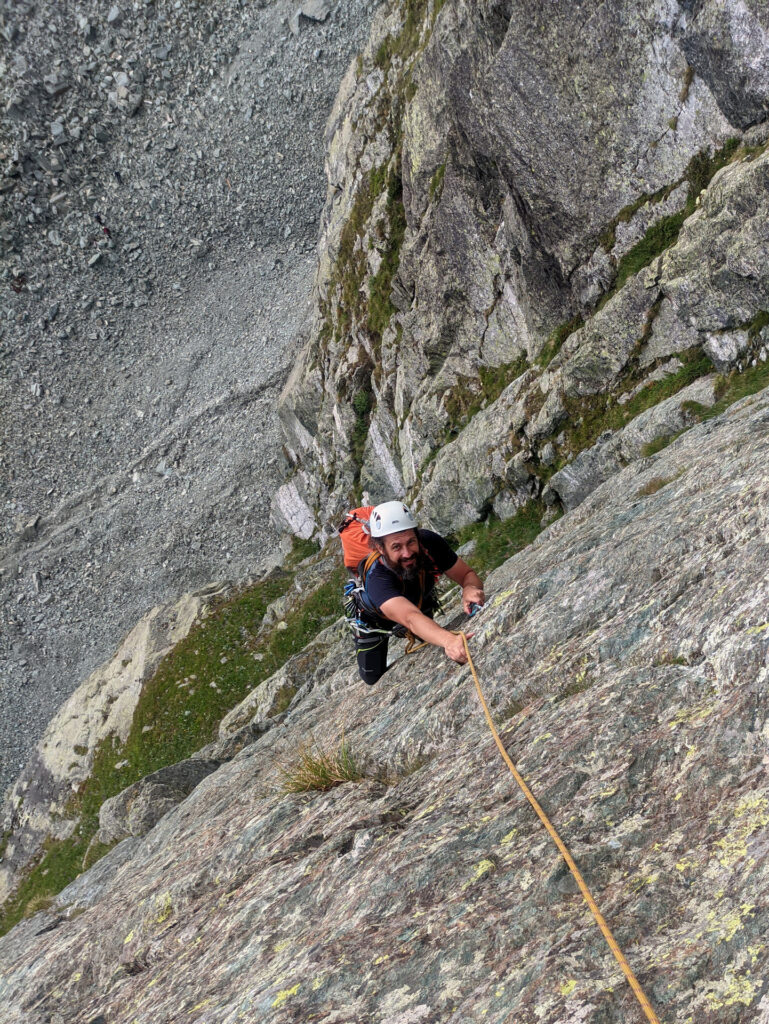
155, 891, 173, 924
706, 904, 754, 943
188, 999, 212, 1013
462, 859, 496, 889
374, 954, 390, 965
669, 701, 716, 730
674, 792, 682, 801
500, 829, 517, 846
745, 622, 769, 635
148, 978, 158, 989
272, 983, 300, 1009
312, 977, 324, 991
561, 979, 577, 997
495, 985, 505, 998
704, 972, 760, 1009
714, 796, 769, 867
676, 857, 698, 872
493, 589, 517, 606
600, 785, 618, 798
629, 873, 659, 893
273, 939, 291, 953
533, 732, 553, 746
748, 943, 764, 965
123, 930, 134, 945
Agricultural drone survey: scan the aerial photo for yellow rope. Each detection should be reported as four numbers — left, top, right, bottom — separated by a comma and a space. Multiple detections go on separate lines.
457, 632, 662, 1024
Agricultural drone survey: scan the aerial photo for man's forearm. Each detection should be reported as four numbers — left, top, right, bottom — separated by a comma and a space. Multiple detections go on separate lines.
402, 607, 455, 649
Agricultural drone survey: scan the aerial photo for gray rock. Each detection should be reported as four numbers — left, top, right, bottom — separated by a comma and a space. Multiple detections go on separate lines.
678, 0, 769, 128
703, 329, 750, 371
549, 376, 719, 510
97, 758, 222, 845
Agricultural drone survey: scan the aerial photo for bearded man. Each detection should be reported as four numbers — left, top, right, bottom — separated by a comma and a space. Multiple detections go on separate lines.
353, 501, 485, 685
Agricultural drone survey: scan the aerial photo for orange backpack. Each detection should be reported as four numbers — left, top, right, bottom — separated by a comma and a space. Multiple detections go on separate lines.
337, 506, 375, 570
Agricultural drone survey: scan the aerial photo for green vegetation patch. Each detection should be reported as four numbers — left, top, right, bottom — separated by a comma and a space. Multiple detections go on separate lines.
429, 161, 446, 202
374, 0, 433, 72
351, 385, 373, 470
367, 164, 407, 341
443, 354, 529, 441
640, 314, 769, 456
538, 316, 584, 368
561, 347, 713, 461
0, 545, 346, 937
596, 137, 751, 310
448, 500, 553, 578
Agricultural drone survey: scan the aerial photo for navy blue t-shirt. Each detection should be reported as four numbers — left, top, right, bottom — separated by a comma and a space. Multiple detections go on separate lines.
364, 529, 458, 621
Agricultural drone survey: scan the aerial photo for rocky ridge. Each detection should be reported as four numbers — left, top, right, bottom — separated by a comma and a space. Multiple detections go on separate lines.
274, 0, 769, 539
1, 385, 769, 1022
0, 0, 378, 793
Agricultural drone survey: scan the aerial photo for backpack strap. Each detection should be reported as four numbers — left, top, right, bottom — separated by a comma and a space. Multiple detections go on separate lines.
355, 551, 384, 618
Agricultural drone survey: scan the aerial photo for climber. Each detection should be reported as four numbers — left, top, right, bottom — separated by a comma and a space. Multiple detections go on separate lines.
346, 500, 485, 685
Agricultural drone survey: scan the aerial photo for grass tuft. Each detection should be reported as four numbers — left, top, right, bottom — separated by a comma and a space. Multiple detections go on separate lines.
278, 737, 365, 793
636, 476, 675, 497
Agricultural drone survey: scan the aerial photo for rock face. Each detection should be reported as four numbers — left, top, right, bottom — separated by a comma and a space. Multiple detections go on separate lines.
0, 583, 227, 907
2, 390, 769, 1023
275, 0, 769, 537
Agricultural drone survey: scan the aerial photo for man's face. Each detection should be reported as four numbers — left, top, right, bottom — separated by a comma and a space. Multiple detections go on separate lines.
382, 529, 420, 576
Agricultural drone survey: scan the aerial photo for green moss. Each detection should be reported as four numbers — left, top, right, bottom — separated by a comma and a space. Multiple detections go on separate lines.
367, 163, 407, 341
538, 316, 584, 368
478, 356, 529, 402
286, 536, 321, 566
442, 355, 529, 443
595, 137, 746, 308
611, 209, 686, 295
447, 501, 554, 578
374, 0, 432, 72
429, 161, 446, 201
0, 552, 346, 938
684, 354, 769, 423
641, 432, 681, 458
747, 309, 769, 338
561, 347, 712, 460
351, 384, 373, 472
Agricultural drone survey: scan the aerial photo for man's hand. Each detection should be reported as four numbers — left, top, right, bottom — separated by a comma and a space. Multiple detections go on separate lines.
444, 632, 473, 664
462, 584, 485, 616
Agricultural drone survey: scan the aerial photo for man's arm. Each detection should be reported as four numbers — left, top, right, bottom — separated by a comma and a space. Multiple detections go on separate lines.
444, 557, 485, 614
378, 596, 469, 664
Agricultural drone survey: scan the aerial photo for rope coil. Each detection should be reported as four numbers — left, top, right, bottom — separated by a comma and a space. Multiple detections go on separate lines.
457, 632, 662, 1024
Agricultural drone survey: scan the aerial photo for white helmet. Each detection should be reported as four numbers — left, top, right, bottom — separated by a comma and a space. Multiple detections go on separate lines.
368, 501, 418, 538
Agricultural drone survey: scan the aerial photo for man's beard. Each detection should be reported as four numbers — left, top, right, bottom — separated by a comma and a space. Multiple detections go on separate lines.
382, 546, 424, 581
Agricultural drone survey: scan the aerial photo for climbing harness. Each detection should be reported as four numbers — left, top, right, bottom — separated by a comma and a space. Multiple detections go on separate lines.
454, 631, 662, 1024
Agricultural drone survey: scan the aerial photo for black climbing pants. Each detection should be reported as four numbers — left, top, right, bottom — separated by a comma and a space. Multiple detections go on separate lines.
356, 634, 390, 686
355, 607, 436, 686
